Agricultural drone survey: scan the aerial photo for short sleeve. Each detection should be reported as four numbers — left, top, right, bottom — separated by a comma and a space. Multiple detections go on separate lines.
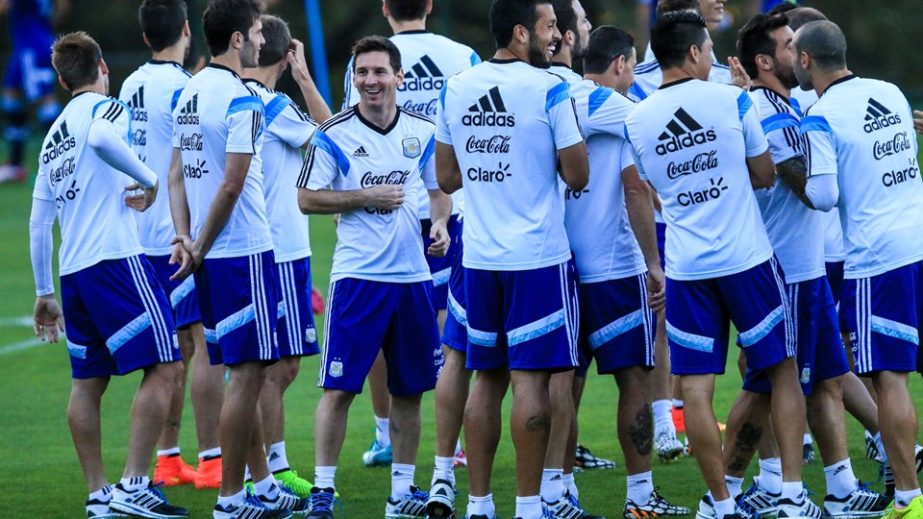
469, 51, 482, 66
266, 95, 315, 148
419, 135, 438, 190
800, 115, 838, 177
619, 138, 637, 172
584, 87, 634, 138
225, 95, 264, 154
297, 129, 348, 190
435, 83, 452, 145
737, 92, 769, 157
342, 56, 360, 110
760, 111, 802, 164
545, 81, 583, 150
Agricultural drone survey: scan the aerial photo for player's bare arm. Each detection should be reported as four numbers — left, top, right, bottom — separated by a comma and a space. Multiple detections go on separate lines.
914, 109, 923, 135
167, 147, 195, 280
298, 184, 404, 214
426, 188, 452, 258
558, 141, 590, 191
622, 165, 665, 311
188, 152, 253, 268
435, 141, 462, 194
746, 150, 775, 189
288, 38, 333, 123
775, 155, 814, 208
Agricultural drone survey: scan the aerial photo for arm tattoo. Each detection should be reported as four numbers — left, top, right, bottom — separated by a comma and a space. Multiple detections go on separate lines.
628, 407, 653, 456
776, 155, 815, 208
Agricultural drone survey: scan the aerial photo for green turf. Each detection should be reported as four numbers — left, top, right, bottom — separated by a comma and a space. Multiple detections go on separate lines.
1, 138, 923, 518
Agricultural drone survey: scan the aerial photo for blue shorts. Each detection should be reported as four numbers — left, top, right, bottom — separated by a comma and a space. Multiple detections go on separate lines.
744, 276, 850, 395
465, 260, 580, 372
147, 254, 202, 329
826, 261, 847, 330
320, 278, 441, 396
4, 42, 56, 101
194, 251, 280, 366
276, 258, 320, 358
667, 258, 794, 376
842, 261, 923, 375
61, 256, 180, 379
656, 222, 667, 271
442, 220, 467, 353
577, 273, 655, 375
421, 214, 461, 311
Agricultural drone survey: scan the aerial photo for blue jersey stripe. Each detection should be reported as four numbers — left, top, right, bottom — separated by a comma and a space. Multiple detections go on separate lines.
800, 115, 833, 134
264, 95, 291, 128
419, 135, 436, 171
311, 129, 351, 176
737, 91, 753, 121
545, 81, 571, 112
226, 95, 264, 118
761, 112, 800, 133
588, 87, 613, 118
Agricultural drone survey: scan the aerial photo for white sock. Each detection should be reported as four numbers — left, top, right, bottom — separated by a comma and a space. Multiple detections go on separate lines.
216, 489, 247, 508
157, 447, 180, 457
119, 476, 150, 492
824, 459, 858, 499
714, 497, 735, 518
455, 439, 463, 457
375, 416, 391, 448
563, 472, 578, 499
627, 471, 654, 504
803, 433, 813, 445
199, 447, 221, 460
540, 468, 566, 503
244, 466, 252, 483
873, 432, 888, 462
89, 485, 113, 502
781, 481, 804, 502
758, 458, 783, 494
391, 463, 415, 499
314, 466, 336, 490
725, 476, 744, 499
895, 488, 922, 508
253, 475, 279, 499
433, 456, 455, 485
267, 441, 290, 473
515, 495, 543, 519
672, 399, 684, 409
652, 399, 676, 436
468, 494, 495, 517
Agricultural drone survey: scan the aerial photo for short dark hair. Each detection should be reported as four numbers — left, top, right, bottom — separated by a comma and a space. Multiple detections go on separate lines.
384, 0, 428, 22
737, 14, 789, 78
583, 25, 635, 74
650, 10, 707, 70
139, 0, 187, 52
655, 0, 698, 18
257, 14, 290, 67
52, 31, 102, 91
794, 20, 847, 71
785, 7, 827, 32
203, 0, 262, 57
351, 35, 402, 73
550, 0, 577, 44
489, 0, 546, 49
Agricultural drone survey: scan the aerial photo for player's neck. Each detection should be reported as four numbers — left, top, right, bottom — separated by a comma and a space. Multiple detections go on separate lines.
389, 18, 426, 35
583, 73, 627, 96
243, 67, 279, 90
813, 69, 853, 97
494, 47, 528, 63
661, 65, 696, 85
551, 49, 573, 69
71, 79, 106, 97
357, 101, 398, 131
209, 53, 244, 76
753, 75, 790, 99
151, 44, 185, 66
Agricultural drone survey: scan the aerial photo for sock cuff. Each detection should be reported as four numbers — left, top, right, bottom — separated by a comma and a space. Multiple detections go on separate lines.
469, 494, 493, 503
199, 447, 222, 460
627, 471, 653, 483
515, 495, 542, 504
157, 447, 181, 457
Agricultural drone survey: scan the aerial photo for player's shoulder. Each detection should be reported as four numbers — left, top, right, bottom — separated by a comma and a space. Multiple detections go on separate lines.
316, 106, 358, 136
748, 86, 792, 115
633, 58, 661, 76
399, 106, 436, 131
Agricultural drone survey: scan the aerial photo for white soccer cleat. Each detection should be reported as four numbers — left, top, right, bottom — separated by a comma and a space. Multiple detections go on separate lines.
655, 429, 686, 462
823, 483, 891, 518
425, 478, 456, 518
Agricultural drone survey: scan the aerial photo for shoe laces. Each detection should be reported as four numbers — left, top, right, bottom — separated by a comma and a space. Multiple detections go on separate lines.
311, 489, 335, 511
244, 492, 268, 510
409, 486, 429, 502
564, 490, 582, 508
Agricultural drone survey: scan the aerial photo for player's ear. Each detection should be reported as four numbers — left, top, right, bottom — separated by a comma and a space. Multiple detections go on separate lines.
142, 33, 151, 49
99, 57, 109, 76
183, 20, 191, 38
425, 0, 433, 16
381, 0, 388, 18
689, 43, 700, 64
395, 66, 405, 85
755, 53, 772, 72
57, 75, 69, 92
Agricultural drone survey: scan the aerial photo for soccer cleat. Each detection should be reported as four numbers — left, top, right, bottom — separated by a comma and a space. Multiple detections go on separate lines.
776, 493, 823, 519
737, 478, 779, 517
864, 432, 880, 462
109, 483, 189, 518
196, 456, 223, 489
362, 439, 393, 467
213, 493, 275, 519
880, 495, 923, 519
672, 407, 686, 434
655, 429, 686, 462
426, 478, 456, 518
544, 493, 602, 519
0, 164, 26, 183
454, 448, 468, 468
803, 443, 816, 465
274, 469, 313, 498
257, 484, 309, 517
153, 454, 198, 487
385, 486, 429, 518
575, 444, 616, 470
822, 482, 890, 518
695, 494, 715, 519
624, 489, 691, 518
86, 487, 127, 519
306, 487, 336, 519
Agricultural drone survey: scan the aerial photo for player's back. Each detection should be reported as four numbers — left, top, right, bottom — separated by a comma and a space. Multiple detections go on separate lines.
626, 78, 772, 280
120, 60, 191, 255
34, 92, 143, 274
805, 76, 923, 277
173, 64, 271, 259
630, 57, 730, 101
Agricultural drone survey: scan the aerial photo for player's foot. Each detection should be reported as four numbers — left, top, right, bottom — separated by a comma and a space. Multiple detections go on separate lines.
544, 492, 604, 519
575, 444, 616, 470
306, 487, 336, 519
385, 486, 428, 518
110, 483, 189, 518
865, 432, 880, 462
257, 484, 307, 517
672, 407, 686, 434
776, 492, 822, 519
822, 482, 890, 518
655, 429, 685, 462
454, 448, 468, 468
625, 489, 691, 518
86, 487, 127, 519
426, 478, 456, 518
736, 478, 779, 517
274, 469, 313, 498
803, 443, 816, 465
213, 493, 274, 519
880, 496, 923, 519
695, 494, 715, 519
361, 439, 393, 467
153, 454, 198, 487
196, 456, 223, 489
0, 164, 26, 183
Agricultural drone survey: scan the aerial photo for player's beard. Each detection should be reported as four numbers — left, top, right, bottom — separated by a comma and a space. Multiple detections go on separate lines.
776, 66, 799, 90
793, 59, 813, 91
240, 38, 260, 68
528, 31, 552, 69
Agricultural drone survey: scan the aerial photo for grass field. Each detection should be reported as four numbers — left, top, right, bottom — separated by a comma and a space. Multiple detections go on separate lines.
2, 136, 923, 519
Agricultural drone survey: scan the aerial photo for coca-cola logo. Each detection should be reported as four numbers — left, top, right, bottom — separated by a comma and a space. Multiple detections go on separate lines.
465, 135, 511, 154
667, 150, 719, 179
402, 99, 438, 116
50, 157, 76, 185
180, 133, 204, 151
360, 170, 410, 188
873, 132, 911, 161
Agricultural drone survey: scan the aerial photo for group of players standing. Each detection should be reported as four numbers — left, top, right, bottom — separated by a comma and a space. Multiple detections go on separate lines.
26, 0, 923, 518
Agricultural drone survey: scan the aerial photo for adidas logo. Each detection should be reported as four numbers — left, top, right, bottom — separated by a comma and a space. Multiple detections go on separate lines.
863, 98, 902, 133
353, 146, 369, 158
41, 121, 76, 164
176, 93, 199, 125
462, 86, 515, 127
399, 55, 445, 92
129, 87, 148, 122
655, 108, 717, 156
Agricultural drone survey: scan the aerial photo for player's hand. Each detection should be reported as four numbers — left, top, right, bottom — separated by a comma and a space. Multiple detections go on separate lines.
728, 56, 752, 91
169, 234, 198, 280
33, 295, 65, 343
124, 181, 157, 212
287, 39, 313, 85
646, 265, 666, 313
914, 110, 923, 135
427, 220, 451, 258
364, 184, 404, 210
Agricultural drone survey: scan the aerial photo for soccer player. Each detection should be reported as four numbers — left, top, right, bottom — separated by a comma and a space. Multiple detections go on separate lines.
241, 13, 331, 497
169, 1, 306, 516
342, 0, 479, 471
436, 0, 588, 517
795, 19, 923, 518
624, 11, 814, 519
719, 14, 890, 518
0, 0, 68, 182
119, 0, 226, 490
30, 31, 188, 518
297, 35, 451, 518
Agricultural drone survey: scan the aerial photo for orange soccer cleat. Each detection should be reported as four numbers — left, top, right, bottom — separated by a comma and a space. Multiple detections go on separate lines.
671, 406, 685, 433
195, 456, 222, 489
153, 454, 197, 486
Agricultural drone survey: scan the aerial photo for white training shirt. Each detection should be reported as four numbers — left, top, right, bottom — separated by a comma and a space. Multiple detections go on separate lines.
298, 107, 437, 283
172, 64, 272, 259
33, 92, 144, 275
119, 60, 191, 256
749, 86, 824, 284
625, 78, 772, 280
630, 53, 731, 101
244, 79, 315, 263
437, 59, 584, 271
802, 75, 923, 279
